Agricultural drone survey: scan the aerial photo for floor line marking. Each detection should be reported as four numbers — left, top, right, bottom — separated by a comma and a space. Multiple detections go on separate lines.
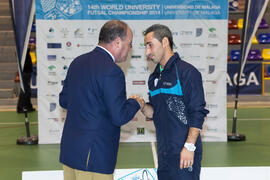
151, 141, 158, 168
227, 118, 270, 121
0, 122, 38, 125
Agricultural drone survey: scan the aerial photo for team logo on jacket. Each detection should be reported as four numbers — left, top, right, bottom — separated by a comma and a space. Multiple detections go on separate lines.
154, 78, 158, 87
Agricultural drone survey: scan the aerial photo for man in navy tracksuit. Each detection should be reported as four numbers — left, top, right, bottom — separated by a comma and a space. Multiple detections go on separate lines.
141, 24, 209, 180
59, 20, 144, 180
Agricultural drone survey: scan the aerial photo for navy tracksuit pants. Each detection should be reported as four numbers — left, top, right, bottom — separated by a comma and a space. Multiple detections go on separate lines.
157, 153, 201, 180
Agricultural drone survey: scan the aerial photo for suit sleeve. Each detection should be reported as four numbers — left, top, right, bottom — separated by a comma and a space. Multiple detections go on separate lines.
102, 67, 140, 127
184, 68, 209, 129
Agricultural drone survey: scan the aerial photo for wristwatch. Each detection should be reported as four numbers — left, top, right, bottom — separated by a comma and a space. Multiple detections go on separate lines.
184, 143, 196, 152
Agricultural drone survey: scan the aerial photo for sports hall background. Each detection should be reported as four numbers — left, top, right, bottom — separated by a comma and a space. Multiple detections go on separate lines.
0, 0, 270, 180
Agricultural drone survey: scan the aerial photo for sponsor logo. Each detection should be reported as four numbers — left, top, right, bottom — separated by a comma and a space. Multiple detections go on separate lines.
50, 103, 56, 112
128, 66, 149, 74
47, 27, 55, 38
206, 56, 216, 60
204, 80, 217, 84
63, 65, 69, 70
61, 65, 69, 76
193, 43, 204, 47
87, 27, 98, 36
138, 42, 145, 49
48, 65, 57, 76
206, 104, 218, 108
48, 65, 56, 71
46, 94, 58, 97
172, 31, 179, 36
179, 43, 192, 48
61, 56, 74, 61
190, 55, 201, 61
49, 129, 60, 134
47, 43, 62, 49
206, 127, 218, 132
48, 118, 59, 122
206, 115, 218, 121
132, 80, 146, 85
76, 43, 94, 48
74, 28, 84, 38
196, 28, 203, 37
180, 30, 193, 36
47, 55, 56, 61
208, 65, 215, 74
137, 127, 145, 135
208, 27, 217, 38
207, 43, 218, 47
66, 41, 72, 50
197, 68, 205, 73
131, 55, 142, 59
60, 27, 69, 38
47, 81, 58, 85
206, 91, 216, 96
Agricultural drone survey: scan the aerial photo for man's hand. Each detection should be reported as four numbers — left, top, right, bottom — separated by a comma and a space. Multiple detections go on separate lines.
141, 104, 153, 119
180, 147, 194, 169
129, 94, 145, 110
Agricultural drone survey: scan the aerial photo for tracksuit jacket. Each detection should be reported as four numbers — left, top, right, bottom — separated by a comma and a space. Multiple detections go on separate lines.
148, 53, 209, 165
59, 47, 140, 174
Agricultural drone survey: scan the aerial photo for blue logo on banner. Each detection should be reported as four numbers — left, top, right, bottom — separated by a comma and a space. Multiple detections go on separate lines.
47, 43, 62, 49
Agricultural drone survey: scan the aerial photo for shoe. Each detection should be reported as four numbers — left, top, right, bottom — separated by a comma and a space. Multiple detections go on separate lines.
17, 107, 36, 113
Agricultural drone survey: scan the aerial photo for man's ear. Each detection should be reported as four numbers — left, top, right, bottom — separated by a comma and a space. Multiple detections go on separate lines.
162, 37, 169, 48
114, 37, 121, 49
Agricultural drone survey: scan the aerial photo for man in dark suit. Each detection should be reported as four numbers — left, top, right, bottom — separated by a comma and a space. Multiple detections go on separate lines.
59, 20, 144, 180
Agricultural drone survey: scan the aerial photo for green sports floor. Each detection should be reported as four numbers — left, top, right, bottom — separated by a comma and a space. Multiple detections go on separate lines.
1, 108, 270, 180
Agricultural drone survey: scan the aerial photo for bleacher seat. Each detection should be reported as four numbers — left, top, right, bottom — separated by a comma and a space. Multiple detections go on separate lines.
267, 66, 270, 77
238, 18, 243, 29
259, 19, 269, 29
29, 37, 36, 45
237, 18, 268, 29
262, 49, 270, 60
229, 0, 239, 11
230, 50, 240, 61
228, 34, 241, 44
247, 50, 262, 60
252, 36, 259, 44
31, 22, 36, 32
257, 33, 270, 44
229, 19, 238, 29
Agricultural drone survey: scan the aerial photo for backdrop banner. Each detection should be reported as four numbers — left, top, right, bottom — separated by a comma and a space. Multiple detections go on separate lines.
36, 0, 228, 143
227, 63, 262, 94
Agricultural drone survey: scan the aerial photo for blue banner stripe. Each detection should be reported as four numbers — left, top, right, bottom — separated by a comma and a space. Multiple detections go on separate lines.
36, 0, 228, 20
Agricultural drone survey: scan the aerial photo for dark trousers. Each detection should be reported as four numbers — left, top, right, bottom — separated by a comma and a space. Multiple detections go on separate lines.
157, 153, 201, 180
17, 72, 33, 110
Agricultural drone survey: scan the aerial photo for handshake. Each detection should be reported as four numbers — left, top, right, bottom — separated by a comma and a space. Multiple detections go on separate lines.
129, 94, 145, 110
129, 94, 153, 119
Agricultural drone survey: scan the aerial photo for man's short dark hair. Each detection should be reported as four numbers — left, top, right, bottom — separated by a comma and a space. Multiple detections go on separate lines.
143, 24, 174, 50
99, 20, 128, 44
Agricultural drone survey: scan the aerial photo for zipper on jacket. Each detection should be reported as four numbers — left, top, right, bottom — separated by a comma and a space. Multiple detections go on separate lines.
85, 148, 91, 169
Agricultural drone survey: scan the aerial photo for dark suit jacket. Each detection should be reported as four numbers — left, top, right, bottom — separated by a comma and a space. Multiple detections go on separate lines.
59, 47, 140, 174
